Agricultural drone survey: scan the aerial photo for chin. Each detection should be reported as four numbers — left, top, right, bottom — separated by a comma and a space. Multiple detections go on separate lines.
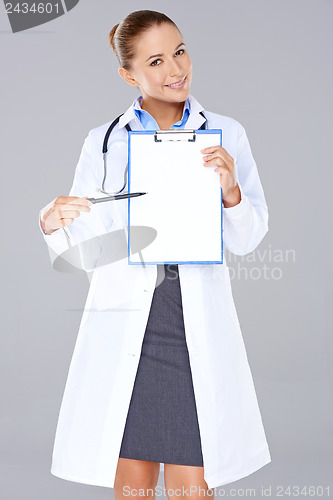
163, 89, 191, 101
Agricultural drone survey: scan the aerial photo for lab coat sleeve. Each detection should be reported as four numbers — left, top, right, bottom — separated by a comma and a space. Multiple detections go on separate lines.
39, 130, 113, 271
222, 124, 269, 256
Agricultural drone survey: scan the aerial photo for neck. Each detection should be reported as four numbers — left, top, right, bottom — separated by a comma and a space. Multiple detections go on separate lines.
140, 97, 186, 129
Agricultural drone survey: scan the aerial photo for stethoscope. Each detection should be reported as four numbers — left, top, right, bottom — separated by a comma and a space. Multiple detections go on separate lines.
89, 110, 207, 203
98, 115, 132, 197
77, 110, 209, 266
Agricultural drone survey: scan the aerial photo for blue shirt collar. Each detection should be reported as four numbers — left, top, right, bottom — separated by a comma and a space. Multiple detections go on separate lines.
133, 95, 191, 130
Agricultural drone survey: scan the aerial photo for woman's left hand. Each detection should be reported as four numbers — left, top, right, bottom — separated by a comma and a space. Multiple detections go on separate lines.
201, 146, 241, 208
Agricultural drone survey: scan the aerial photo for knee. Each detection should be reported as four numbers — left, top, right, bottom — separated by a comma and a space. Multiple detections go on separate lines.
114, 459, 160, 493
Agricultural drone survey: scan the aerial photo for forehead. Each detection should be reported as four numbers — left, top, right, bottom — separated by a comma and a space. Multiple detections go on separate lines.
135, 24, 183, 55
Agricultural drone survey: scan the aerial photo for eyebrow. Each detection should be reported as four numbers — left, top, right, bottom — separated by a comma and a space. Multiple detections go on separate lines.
145, 42, 185, 62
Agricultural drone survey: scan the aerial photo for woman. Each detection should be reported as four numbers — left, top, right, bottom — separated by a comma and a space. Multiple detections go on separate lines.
39, 9, 271, 498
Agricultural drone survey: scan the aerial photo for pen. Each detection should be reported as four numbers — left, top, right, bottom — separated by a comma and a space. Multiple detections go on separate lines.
87, 192, 147, 204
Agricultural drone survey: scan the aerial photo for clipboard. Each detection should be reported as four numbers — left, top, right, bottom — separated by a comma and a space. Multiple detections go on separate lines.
127, 128, 223, 265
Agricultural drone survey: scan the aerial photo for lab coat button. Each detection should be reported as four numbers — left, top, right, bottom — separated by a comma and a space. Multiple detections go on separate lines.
127, 352, 136, 357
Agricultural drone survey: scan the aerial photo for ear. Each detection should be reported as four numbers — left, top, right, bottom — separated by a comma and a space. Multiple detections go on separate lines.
118, 67, 139, 88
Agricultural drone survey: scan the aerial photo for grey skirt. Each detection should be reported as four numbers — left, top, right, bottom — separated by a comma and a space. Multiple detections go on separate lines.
118, 264, 204, 466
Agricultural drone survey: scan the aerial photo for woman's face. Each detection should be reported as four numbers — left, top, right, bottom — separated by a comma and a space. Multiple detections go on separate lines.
119, 23, 193, 104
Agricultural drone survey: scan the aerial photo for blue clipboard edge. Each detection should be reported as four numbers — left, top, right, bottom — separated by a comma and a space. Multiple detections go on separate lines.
127, 128, 223, 265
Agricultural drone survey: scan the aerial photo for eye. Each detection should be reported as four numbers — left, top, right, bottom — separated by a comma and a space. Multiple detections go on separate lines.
151, 58, 162, 66
175, 49, 185, 56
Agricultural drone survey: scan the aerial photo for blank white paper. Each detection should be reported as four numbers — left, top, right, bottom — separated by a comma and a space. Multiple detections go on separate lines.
128, 130, 223, 264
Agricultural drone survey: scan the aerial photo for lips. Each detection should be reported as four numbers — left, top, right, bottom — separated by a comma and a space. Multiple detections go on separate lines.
166, 76, 186, 87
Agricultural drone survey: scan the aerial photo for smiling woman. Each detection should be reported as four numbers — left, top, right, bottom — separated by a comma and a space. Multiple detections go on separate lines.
39, 8, 271, 499
110, 13, 193, 130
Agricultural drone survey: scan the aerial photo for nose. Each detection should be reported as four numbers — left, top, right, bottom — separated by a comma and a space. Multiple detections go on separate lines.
168, 57, 182, 77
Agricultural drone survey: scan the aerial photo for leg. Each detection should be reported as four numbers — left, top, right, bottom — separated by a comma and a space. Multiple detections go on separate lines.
114, 458, 160, 500
164, 464, 214, 500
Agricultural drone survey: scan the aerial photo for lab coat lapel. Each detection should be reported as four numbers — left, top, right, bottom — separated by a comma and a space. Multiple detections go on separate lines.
118, 98, 137, 129
186, 94, 207, 129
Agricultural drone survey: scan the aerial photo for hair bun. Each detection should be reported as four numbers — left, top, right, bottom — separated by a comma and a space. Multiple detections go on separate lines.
109, 23, 119, 51
108, 11, 178, 70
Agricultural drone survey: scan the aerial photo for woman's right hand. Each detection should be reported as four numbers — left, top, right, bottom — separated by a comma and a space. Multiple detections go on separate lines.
40, 196, 92, 235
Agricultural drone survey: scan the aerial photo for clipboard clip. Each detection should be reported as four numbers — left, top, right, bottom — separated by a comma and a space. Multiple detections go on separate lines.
154, 129, 196, 143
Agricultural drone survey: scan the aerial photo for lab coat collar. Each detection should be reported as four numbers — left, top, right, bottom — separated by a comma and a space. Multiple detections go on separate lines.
118, 94, 207, 130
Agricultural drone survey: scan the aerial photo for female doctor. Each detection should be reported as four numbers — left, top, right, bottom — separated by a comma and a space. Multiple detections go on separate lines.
39, 9, 271, 499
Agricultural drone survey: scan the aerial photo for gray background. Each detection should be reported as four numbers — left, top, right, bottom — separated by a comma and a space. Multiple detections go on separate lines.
1, 0, 332, 498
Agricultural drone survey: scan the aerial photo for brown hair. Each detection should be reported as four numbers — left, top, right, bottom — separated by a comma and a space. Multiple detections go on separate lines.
109, 10, 181, 71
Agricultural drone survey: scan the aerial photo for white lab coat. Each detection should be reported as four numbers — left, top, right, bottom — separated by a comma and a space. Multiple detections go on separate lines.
39, 94, 271, 489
